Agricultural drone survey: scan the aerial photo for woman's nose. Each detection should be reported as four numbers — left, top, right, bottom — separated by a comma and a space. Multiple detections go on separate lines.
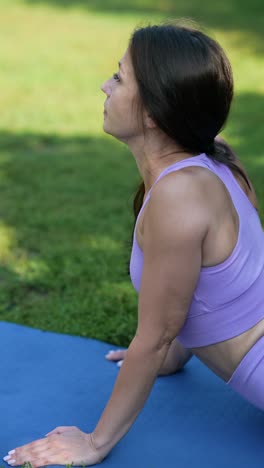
101, 79, 111, 96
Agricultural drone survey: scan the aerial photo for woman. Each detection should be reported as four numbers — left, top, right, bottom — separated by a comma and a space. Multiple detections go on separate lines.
4, 22, 264, 467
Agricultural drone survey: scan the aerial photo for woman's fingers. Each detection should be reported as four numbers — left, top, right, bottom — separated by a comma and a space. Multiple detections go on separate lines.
4, 438, 50, 466
105, 349, 127, 362
4, 428, 102, 467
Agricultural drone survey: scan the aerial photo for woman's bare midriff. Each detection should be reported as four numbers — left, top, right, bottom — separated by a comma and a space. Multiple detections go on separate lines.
136, 160, 263, 382
191, 319, 264, 382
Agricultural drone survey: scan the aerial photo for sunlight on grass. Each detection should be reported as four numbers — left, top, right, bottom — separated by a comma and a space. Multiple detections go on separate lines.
0, 2, 263, 135
87, 236, 123, 251
0, 2, 137, 135
249, 155, 264, 166
0, 222, 50, 280
99, 280, 137, 298
214, 31, 264, 93
11, 255, 50, 280
0, 223, 15, 259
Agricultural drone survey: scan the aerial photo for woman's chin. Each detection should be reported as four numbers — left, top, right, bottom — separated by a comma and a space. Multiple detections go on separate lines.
102, 121, 111, 134
102, 124, 116, 139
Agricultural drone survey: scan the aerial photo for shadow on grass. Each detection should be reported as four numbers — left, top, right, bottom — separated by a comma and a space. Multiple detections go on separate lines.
0, 89, 263, 343
0, 132, 139, 344
21, 0, 264, 54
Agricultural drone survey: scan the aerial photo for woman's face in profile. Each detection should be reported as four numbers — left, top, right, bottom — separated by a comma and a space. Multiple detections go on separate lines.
101, 49, 143, 143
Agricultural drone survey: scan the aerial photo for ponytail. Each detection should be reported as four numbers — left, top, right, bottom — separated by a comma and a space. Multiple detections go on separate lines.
207, 139, 251, 190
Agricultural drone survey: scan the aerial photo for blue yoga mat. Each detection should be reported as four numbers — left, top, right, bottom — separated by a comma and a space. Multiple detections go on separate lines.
1, 321, 264, 467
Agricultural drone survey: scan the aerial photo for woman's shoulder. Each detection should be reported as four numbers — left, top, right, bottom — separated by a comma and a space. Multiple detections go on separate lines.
146, 167, 211, 234
150, 164, 219, 203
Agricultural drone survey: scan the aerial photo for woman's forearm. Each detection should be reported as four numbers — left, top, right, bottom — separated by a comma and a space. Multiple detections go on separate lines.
92, 335, 170, 458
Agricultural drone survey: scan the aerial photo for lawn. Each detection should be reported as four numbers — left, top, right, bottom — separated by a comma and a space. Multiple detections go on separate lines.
0, 0, 263, 346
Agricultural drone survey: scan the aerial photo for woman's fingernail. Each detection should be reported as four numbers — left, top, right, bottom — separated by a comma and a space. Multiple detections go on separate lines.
8, 452, 15, 456
117, 360, 123, 367
7, 459, 16, 465
3, 456, 11, 461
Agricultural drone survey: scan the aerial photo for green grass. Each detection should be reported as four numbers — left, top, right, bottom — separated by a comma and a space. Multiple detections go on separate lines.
0, 0, 263, 346
0, 132, 139, 344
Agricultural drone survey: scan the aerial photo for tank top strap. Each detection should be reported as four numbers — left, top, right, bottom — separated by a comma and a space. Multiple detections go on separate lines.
134, 153, 210, 231
148, 153, 253, 216
150, 152, 211, 192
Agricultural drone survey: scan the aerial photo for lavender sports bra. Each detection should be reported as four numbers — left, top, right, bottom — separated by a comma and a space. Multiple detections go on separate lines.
129, 153, 264, 348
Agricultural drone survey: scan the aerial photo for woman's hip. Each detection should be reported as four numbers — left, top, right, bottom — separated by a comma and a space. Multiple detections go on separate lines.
227, 335, 264, 411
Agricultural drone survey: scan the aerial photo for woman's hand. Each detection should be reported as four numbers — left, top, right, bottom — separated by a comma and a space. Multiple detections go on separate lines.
105, 340, 193, 376
3, 426, 104, 467
105, 349, 127, 368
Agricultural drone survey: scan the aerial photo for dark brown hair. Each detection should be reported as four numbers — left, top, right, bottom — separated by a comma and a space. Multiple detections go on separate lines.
127, 23, 250, 271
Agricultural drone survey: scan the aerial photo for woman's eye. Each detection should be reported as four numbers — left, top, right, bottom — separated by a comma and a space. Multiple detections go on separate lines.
113, 72, 120, 82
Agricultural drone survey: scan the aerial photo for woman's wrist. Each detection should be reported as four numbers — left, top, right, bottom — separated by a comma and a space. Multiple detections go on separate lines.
89, 431, 112, 461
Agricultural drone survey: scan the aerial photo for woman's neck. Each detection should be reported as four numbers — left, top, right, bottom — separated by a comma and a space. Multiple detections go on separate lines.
127, 134, 194, 193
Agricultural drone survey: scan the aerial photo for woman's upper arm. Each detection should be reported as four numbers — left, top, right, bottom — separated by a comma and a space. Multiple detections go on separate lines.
136, 171, 208, 350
